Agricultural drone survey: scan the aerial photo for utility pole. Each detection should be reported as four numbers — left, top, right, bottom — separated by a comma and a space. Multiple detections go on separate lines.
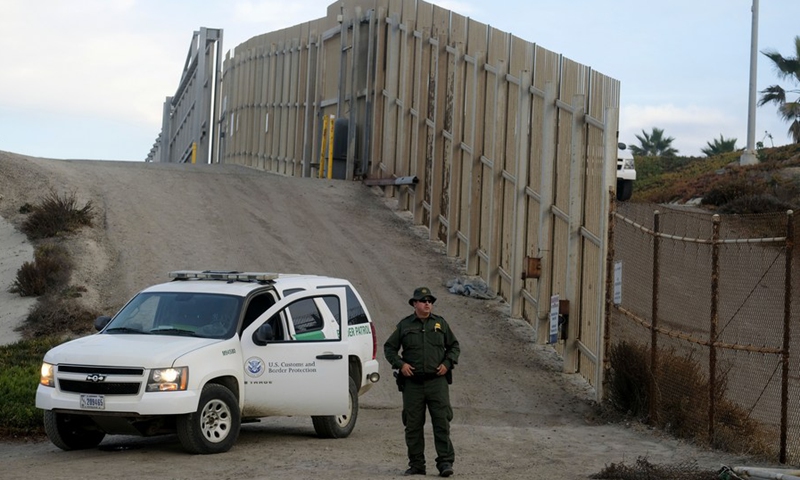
740, 0, 760, 165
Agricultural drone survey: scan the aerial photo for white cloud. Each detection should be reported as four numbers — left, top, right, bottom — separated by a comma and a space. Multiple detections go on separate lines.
231, 1, 328, 28
0, 0, 183, 127
427, 0, 478, 16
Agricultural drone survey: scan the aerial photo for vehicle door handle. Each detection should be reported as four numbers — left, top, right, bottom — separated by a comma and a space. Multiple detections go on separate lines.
316, 354, 343, 360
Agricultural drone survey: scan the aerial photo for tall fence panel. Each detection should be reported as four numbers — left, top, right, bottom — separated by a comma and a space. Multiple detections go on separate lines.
148, 27, 223, 164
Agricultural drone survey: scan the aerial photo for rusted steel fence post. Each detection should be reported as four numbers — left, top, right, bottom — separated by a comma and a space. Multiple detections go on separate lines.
780, 210, 794, 464
602, 189, 617, 402
709, 214, 721, 442
650, 210, 660, 423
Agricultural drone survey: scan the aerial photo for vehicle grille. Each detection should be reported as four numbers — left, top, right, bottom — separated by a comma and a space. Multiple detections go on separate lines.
56, 365, 144, 396
59, 379, 141, 395
58, 365, 144, 375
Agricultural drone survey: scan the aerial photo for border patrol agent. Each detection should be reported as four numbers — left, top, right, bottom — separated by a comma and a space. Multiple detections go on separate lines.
384, 287, 460, 477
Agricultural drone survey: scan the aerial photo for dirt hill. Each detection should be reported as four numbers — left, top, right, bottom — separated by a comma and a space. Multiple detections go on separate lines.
0, 151, 765, 479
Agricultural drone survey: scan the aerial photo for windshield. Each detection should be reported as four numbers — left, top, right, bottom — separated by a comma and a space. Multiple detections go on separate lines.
104, 292, 242, 339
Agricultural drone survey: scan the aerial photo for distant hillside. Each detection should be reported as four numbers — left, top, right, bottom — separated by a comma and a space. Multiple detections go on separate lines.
630, 143, 800, 213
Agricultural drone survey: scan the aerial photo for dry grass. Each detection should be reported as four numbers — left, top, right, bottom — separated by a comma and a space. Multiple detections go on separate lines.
607, 341, 776, 459
590, 457, 721, 480
9, 190, 97, 337
20, 190, 93, 239
16, 295, 99, 339
9, 242, 72, 297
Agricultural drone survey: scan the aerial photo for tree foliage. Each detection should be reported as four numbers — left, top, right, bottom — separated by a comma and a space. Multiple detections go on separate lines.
628, 127, 679, 157
701, 134, 738, 157
758, 36, 800, 144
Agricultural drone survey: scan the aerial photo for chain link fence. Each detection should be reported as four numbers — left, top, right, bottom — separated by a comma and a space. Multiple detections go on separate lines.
609, 202, 797, 464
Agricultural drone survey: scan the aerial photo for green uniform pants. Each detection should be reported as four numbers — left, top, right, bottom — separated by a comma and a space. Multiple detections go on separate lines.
401, 376, 454, 470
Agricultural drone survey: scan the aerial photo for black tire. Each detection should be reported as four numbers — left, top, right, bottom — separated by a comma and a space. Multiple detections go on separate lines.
43, 411, 105, 451
617, 179, 633, 201
312, 376, 358, 438
177, 384, 241, 454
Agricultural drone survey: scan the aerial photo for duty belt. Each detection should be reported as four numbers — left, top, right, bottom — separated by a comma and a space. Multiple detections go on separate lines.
410, 372, 442, 381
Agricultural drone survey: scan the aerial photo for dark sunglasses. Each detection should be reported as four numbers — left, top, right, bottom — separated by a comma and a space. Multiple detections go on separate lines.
417, 298, 434, 304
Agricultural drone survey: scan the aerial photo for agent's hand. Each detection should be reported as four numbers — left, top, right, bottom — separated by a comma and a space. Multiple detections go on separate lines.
436, 364, 448, 376
400, 363, 415, 377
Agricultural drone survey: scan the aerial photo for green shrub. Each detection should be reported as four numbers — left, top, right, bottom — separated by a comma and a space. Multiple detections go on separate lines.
701, 179, 764, 207
0, 337, 64, 437
20, 190, 93, 240
10, 242, 72, 297
633, 156, 733, 203
718, 194, 795, 214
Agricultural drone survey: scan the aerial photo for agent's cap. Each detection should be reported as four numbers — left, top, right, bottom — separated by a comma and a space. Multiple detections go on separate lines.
409, 287, 436, 306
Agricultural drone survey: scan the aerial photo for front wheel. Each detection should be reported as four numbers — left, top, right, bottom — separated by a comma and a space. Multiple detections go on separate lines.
43, 411, 105, 450
312, 376, 359, 438
616, 179, 633, 201
177, 384, 241, 454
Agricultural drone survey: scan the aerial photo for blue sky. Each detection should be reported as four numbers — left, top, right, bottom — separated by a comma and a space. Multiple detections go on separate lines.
1, 0, 798, 161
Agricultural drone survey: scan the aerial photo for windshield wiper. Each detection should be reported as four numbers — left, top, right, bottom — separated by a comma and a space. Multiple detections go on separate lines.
105, 327, 149, 334
149, 327, 198, 337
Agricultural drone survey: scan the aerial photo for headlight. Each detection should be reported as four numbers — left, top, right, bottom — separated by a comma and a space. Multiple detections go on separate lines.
623, 158, 635, 170
40, 362, 55, 387
147, 367, 188, 392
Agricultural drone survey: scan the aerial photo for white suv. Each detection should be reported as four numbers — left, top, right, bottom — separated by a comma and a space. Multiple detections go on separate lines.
36, 270, 381, 454
616, 142, 636, 201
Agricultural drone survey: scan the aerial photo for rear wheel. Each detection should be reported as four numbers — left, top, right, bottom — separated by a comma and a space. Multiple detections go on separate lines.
312, 376, 358, 438
617, 179, 633, 201
43, 411, 105, 450
177, 384, 240, 454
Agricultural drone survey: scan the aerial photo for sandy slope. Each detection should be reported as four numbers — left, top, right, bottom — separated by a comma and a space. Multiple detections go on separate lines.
0, 213, 35, 344
0, 151, 765, 479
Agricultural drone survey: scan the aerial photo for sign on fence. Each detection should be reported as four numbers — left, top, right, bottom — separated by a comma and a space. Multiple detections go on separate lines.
549, 295, 559, 344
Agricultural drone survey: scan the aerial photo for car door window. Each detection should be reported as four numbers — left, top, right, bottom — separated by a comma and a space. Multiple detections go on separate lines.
289, 297, 326, 341
241, 293, 277, 334
320, 285, 365, 325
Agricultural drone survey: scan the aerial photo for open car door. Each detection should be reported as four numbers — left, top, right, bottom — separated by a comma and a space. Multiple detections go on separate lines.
240, 288, 348, 417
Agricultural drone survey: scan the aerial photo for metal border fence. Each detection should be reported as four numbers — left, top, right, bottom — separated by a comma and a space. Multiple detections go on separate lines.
156, 0, 622, 400
608, 201, 797, 464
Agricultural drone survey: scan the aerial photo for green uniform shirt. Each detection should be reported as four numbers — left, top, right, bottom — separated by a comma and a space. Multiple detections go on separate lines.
384, 313, 460, 374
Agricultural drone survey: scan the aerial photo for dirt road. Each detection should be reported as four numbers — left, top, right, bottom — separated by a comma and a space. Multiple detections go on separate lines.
0, 152, 758, 479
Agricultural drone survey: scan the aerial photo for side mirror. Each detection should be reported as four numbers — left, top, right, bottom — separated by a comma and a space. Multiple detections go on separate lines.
618, 142, 627, 150
253, 323, 275, 346
94, 316, 112, 331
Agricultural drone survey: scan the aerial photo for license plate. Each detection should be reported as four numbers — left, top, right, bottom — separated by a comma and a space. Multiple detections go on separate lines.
80, 394, 105, 410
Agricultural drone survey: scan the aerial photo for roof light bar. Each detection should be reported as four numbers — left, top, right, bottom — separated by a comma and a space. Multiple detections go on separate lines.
169, 270, 278, 282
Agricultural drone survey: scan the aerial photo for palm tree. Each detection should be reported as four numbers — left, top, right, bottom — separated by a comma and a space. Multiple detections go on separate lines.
628, 127, 679, 157
758, 36, 800, 144
701, 134, 737, 157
